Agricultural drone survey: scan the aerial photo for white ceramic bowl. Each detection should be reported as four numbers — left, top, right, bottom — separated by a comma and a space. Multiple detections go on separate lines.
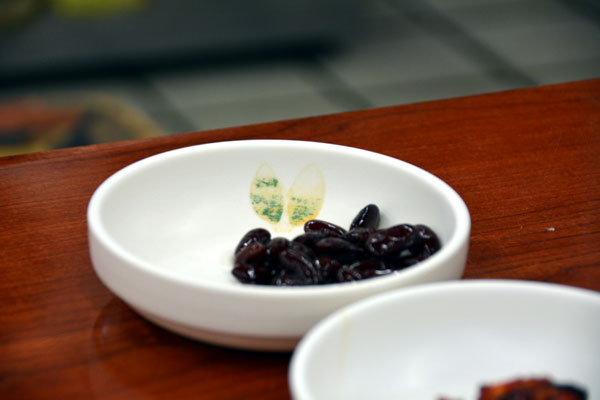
87, 140, 470, 351
289, 279, 600, 399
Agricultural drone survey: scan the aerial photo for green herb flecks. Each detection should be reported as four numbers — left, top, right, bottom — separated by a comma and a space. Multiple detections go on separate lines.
255, 178, 279, 188
288, 197, 321, 224
286, 164, 325, 226
250, 194, 284, 223
250, 163, 285, 224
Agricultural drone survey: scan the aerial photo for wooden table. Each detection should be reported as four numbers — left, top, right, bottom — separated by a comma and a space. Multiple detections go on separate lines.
2, 79, 599, 399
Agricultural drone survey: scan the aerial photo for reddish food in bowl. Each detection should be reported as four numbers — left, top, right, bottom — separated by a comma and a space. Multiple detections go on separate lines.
478, 378, 587, 400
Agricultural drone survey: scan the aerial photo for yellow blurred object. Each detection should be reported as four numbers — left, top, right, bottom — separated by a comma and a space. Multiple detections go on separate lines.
50, 0, 149, 17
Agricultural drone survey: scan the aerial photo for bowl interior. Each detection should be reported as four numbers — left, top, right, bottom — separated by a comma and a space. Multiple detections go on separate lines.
290, 280, 600, 399
91, 141, 466, 286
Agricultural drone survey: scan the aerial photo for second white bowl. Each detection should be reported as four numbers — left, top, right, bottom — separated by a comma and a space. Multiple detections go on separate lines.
290, 280, 600, 399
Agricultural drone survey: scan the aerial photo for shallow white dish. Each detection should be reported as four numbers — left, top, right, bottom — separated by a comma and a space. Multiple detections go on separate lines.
87, 140, 470, 351
289, 279, 600, 399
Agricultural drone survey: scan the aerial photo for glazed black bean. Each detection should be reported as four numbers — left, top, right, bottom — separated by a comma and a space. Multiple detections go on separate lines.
235, 241, 267, 264
289, 241, 317, 260
415, 224, 441, 254
383, 247, 423, 270
337, 259, 388, 282
272, 270, 308, 286
232, 242, 270, 284
315, 256, 342, 283
366, 224, 419, 257
292, 232, 326, 248
231, 205, 441, 286
314, 237, 366, 264
234, 228, 271, 255
276, 249, 319, 285
304, 219, 347, 237
336, 266, 363, 282
349, 204, 380, 231
344, 227, 371, 245
266, 237, 289, 261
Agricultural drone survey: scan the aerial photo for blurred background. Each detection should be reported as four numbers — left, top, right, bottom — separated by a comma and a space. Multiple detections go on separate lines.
1, 0, 599, 156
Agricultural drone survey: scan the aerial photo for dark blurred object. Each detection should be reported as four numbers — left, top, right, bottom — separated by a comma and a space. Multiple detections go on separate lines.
0, 98, 81, 154
0, 0, 369, 85
0, 0, 45, 32
0, 95, 162, 155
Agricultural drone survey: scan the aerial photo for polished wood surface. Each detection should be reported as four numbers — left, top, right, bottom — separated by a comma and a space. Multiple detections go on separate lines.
2, 79, 599, 399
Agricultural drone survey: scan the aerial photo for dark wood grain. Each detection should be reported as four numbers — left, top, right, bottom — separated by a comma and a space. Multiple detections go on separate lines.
1, 79, 599, 399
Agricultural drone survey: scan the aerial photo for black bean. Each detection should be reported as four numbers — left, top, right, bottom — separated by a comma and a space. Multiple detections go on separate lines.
338, 260, 392, 280
235, 241, 267, 264
314, 237, 366, 264
315, 256, 342, 283
344, 227, 371, 245
234, 228, 271, 255
383, 225, 441, 270
399, 251, 431, 268
349, 204, 380, 231
415, 224, 441, 254
383, 247, 422, 270
289, 240, 317, 260
292, 232, 326, 249
232, 263, 257, 284
366, 224, 419, 257
232, 242, 271, 284
276, 248, 319, 285
266, 237, 289, 261
304, 219, 347, 237
336, 266, 363, 282
272, 270, 310, 286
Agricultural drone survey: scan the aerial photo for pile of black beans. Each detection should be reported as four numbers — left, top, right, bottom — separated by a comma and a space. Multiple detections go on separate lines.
232, 204, 441, 286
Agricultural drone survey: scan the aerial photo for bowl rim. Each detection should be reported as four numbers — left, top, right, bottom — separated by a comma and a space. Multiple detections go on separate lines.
87, 139, 471, 299
288, 279, 600, 399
